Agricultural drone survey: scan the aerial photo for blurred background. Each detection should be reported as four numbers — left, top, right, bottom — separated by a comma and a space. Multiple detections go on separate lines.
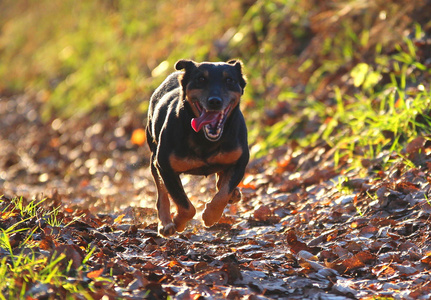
0, 0, 430, 212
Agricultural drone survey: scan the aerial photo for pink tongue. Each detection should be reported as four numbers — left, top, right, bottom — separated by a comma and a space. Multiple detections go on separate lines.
191, 111, 220, 132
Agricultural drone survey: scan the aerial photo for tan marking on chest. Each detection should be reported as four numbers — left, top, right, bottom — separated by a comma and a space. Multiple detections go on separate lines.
206, 147, 243, 165
169, 154, 206, 173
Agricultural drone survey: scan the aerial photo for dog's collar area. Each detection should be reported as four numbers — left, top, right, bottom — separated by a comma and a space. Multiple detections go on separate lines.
191, 102, 232, 142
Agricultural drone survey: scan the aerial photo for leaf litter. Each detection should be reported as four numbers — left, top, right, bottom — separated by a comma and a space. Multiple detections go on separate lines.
1, 94, 431, 299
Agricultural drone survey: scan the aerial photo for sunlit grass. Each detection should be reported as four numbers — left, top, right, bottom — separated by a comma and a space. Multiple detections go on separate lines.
249, 26, 430, 167
319, 39, 431, 164
0, 197, 99, 299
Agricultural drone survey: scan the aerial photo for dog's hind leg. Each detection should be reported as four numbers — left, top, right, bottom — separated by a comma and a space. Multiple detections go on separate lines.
151, 160, 176, 236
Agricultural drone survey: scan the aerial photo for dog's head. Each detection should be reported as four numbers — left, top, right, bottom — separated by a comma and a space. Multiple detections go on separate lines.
175, 59, 246, 142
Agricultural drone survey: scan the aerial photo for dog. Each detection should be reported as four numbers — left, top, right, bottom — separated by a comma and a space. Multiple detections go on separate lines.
146, 59, 249, 237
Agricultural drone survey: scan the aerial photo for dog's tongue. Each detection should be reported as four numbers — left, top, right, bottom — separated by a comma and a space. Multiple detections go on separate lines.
191, 111, 220, 132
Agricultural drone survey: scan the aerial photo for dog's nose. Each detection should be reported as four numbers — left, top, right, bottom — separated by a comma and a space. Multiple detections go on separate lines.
208, 97, 223, 110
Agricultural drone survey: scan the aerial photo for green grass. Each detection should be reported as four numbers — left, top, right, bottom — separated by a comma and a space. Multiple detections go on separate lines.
0, 197, 101, 299
245, 14, 430, 166
319, 37, 431, 166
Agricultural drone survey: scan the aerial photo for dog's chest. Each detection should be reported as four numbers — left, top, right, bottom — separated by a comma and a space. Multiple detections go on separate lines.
169, 147, 242, 174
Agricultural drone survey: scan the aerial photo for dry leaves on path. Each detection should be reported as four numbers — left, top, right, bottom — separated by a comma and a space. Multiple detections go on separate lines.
1, 95, 431, 299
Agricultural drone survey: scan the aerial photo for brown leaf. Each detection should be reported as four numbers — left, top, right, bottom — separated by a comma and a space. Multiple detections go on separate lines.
221, 262, 243, 284
127, 271, 149, 290
275, 156, 295, 174
39, 235, 54, 251
339, 251, 376, 274
194, 262, 209, 273
280, 179, 300, 192
405, 136, 425, 154
320, 250, 338, 262
350, 218, 370, 229
332, 245, 349, 259
409, 282, 431, 299
372, 264, 398, 278
359, 225, 378, 238
341, 256, 364, 273
396, 181, 420, 193
52, 244, 84, 269
286, 231, 315, 254
196, 269, 228, 285
344, 178, 371, 191
141, 261, 158, 271
355, 251, 376, 265
253, 205, 272, 221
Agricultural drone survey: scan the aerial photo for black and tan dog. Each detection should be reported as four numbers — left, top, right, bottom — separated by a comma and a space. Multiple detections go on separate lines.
146, 59, 249, 236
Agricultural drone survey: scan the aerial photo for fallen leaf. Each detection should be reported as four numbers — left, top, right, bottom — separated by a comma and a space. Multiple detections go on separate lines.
286, 231, 316, 254
405, 136, 425, 154
253, 205, 272, 221
114, 214, 125, 223
87, 268, 104, 279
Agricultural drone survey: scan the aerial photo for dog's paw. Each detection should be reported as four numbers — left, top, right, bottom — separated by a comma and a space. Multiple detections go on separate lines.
202, 207, 223, 228
173, 218, 187, 233
228, 188, 242, 204
158, 223, 176, 237
173, 204, 196, 232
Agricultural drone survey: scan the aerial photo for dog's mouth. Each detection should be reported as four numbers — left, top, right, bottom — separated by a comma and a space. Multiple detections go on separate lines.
191, 102, 232, 141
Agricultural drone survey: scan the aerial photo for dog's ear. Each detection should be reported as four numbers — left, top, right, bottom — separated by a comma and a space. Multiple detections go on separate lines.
175, 60, 198, 100
228, 59, 247, 92
175, 59, 197, 71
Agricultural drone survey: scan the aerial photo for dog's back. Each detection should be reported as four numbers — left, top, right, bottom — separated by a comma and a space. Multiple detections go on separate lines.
150, 72, 182, 101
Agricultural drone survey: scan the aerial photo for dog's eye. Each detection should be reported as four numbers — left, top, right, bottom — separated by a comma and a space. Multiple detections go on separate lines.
226, 78, 236, 86
197, 76, 206, 84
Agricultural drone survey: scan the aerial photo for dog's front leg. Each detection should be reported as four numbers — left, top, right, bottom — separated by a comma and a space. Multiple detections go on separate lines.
202, 160, 247, 227
201, 172, 232, 227
155, 156, 196, 235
